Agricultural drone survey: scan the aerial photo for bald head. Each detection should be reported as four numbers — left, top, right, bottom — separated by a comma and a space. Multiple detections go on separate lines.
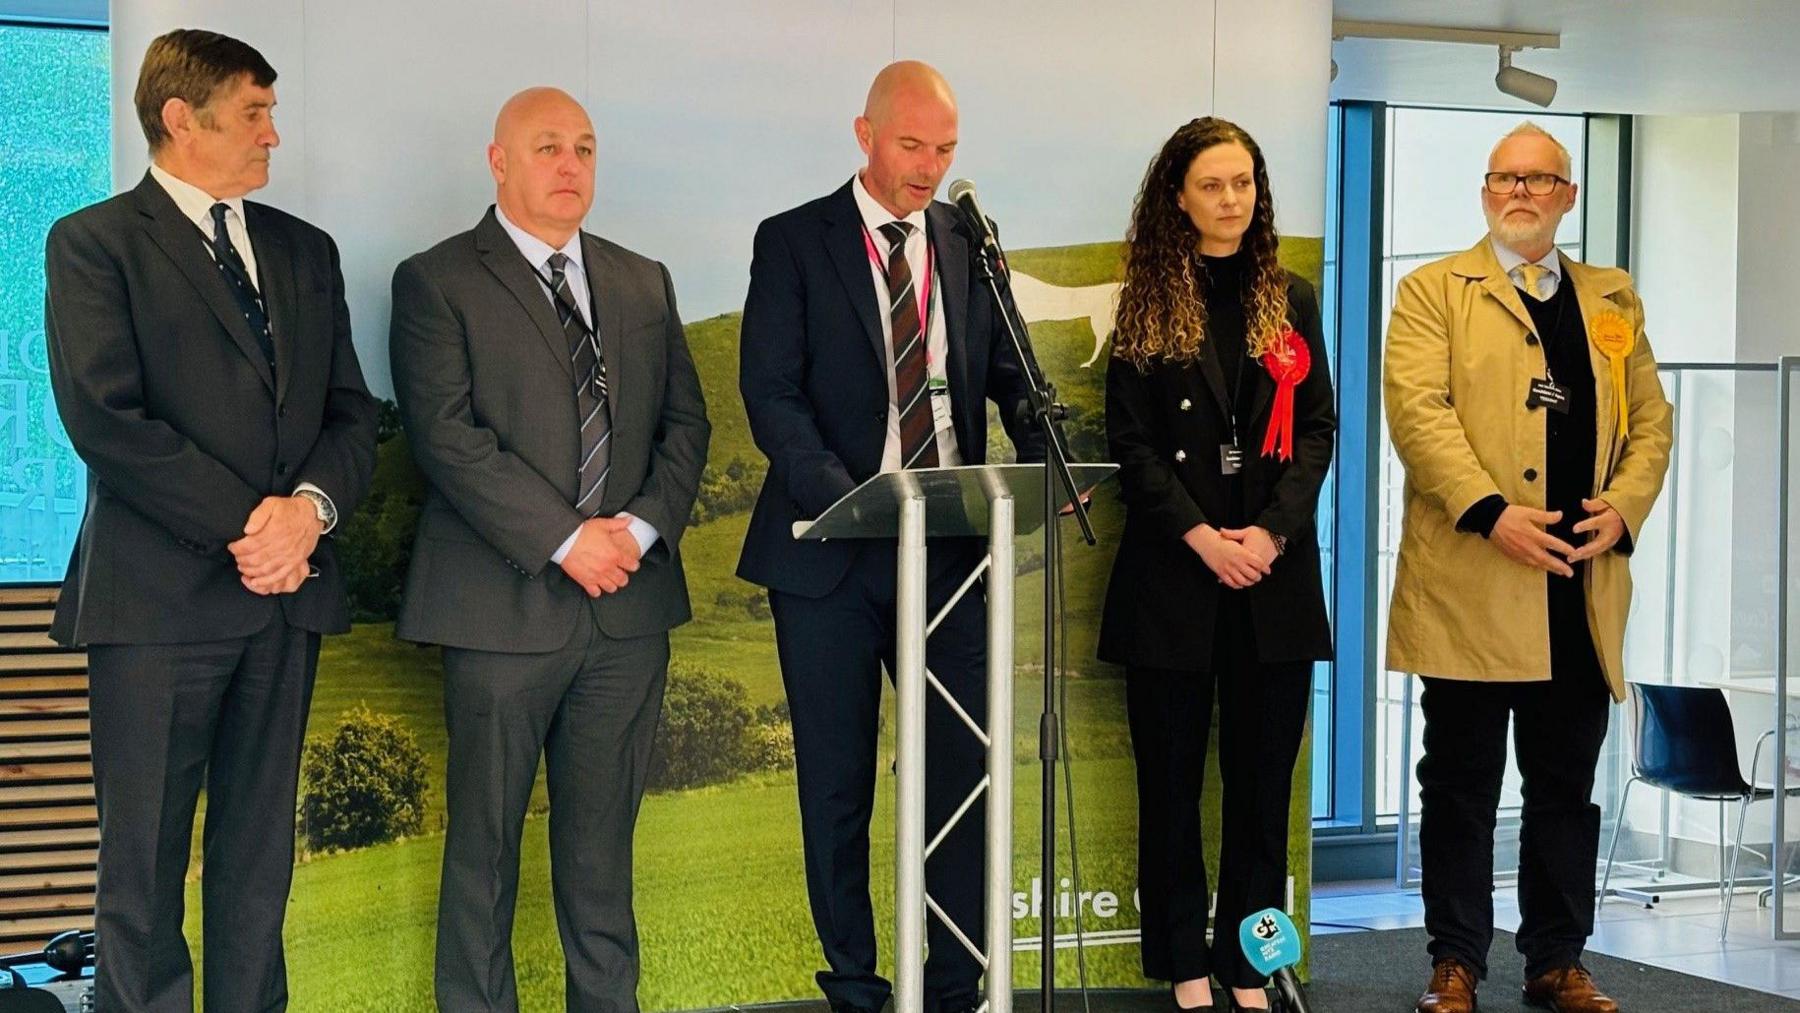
855, 61, 958, 218
863, 60, 956, 127
487, 86, 595, 247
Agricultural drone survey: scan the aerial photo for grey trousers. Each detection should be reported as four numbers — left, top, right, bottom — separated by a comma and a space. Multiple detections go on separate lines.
433, 606, 669, 1013
87, 615, 320, 1013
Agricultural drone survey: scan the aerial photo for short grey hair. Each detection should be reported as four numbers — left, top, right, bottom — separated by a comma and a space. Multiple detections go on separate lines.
1490, 121, 1573, 178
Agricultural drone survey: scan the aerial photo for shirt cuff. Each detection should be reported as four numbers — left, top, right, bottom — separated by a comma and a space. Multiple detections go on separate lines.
292, 482, 337, 535
625, 514, 660, 557
549, 526, 581, 565
1457, 494, 1508, 539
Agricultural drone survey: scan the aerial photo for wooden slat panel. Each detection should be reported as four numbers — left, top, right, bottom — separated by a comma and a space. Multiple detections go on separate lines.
0, 785, 93, 808
0, 610, 54, 631
0, 740, 89, 763
0, 632, 58, 651
0, 913, 92, 947
0, 849, 96, 873
0, 870, 95, 896
0, 827, 99, 851
0, 654, 86, 674
0, 720, 90, 742
0, 806, 94, 830
0, 698, 87, 719
0, 588, 60, 607
0, 891, 93, 917
0, 761, 91, 783
0, 675, 87, 694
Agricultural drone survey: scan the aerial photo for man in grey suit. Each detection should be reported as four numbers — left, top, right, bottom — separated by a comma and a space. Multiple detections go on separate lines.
389, 86, 709, 1013
43, 29, 378, 1013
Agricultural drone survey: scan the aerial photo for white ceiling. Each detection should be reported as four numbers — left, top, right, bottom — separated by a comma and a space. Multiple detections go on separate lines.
1330, 0, 1800, 114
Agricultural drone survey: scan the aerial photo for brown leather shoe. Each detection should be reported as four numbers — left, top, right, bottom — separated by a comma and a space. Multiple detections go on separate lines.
1416, 958, 1478, 1013
1522, 965, 1619, 1012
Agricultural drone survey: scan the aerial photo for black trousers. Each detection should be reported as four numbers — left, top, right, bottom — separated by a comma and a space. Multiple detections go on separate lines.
1416, 658, 1611, 981
87, 614, 319, 1013
769, 540, 989, 1013
1125, 595, 1311, 989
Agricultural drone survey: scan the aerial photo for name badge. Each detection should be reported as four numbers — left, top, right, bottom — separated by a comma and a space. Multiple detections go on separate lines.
928, 378, 954, 433
1219, 443, 1244, 475
1526, 377, 1571, 415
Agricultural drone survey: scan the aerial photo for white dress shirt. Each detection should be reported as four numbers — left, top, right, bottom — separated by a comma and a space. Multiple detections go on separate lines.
850, 173, 962, 471
150, 162, 339, 531
491, 205, 658, 563
1490, 234, 1564, 300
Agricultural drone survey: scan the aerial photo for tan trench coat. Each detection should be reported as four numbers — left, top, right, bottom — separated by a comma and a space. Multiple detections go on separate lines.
1383, 238, 1674, 701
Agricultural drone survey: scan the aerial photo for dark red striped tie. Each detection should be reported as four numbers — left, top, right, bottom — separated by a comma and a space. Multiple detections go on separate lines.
879, 221, 938, 468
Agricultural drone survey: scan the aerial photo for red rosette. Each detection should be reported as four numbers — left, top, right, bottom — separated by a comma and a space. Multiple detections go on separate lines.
1258, 328, 1310, 462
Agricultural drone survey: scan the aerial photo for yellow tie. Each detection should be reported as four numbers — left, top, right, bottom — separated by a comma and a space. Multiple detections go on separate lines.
1516, 263, 1548, 301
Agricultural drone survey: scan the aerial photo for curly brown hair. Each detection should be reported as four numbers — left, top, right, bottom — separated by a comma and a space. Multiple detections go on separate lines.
1111, 117, 1289, 370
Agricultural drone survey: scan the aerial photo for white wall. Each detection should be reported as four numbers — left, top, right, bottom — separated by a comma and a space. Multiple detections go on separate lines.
1630, 116, 1738, 364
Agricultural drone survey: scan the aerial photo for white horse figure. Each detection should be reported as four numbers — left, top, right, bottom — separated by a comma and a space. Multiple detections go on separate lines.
1006, 272, 1121, 368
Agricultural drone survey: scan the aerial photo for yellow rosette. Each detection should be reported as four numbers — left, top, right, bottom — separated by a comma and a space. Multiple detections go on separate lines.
1589, 310, 1634, 438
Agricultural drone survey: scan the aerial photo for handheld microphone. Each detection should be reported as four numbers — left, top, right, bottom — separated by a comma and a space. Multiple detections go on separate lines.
947, 179, 1002, 260
1239, 908, 1313, 1013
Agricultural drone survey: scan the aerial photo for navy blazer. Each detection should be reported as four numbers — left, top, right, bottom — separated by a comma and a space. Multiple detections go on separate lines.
44, 173, 378, 646
736, 180, 1045, 598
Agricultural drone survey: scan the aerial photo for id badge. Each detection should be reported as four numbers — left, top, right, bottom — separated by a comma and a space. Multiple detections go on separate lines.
1526, 377, 1571, 414
928, 377, 954, 433
1219, 443, 1244, 475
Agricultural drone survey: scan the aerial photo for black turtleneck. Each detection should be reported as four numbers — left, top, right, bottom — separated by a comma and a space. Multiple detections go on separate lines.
1200, 249, 1252, 397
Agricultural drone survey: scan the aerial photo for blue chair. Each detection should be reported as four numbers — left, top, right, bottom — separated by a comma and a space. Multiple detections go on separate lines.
1598, 682, 1799, 941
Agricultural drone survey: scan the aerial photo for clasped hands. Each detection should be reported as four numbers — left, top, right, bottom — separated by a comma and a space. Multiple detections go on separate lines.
558, 515, 643, 598
1490, 499, 1624, 577
229, 496, 323, 596
1183, 523, 1281, 589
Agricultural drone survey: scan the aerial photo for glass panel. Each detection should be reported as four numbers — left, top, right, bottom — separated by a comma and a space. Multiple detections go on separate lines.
0, 24, 110, 581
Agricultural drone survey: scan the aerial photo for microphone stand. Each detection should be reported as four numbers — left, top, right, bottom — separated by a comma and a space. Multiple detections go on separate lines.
968, 228, 1094, 1013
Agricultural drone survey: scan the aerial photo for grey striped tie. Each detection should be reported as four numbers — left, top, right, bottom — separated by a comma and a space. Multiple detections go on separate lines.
546, 253, 610, 513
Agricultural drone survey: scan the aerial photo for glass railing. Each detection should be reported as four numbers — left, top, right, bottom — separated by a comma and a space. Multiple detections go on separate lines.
1380, 360, 1799, 896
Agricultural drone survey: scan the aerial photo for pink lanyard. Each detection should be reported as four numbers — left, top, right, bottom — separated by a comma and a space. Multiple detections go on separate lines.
862, 223, 934, 328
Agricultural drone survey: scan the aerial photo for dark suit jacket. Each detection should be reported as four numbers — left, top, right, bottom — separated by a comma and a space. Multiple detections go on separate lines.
43, 173, 379, 646
1097, 273, 1335, 669
736, 181, 1045, 598
389, 208, 710, 653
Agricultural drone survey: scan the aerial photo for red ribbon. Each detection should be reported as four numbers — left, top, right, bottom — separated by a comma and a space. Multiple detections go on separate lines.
1258, 328, 1311, 462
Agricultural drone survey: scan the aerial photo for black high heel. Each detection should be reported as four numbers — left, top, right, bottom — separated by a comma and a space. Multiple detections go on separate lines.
1219, 985, 1281, 1013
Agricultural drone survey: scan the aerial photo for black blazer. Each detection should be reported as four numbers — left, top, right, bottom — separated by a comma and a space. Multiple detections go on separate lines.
389, 208, 710, 652
736, 181, 1045, 598
43, 173, 379, 646
1097, 272, 1335, 669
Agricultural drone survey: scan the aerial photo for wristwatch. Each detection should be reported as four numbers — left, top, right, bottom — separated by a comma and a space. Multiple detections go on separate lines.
295, 488, 337, 533
1270, 532, 1288, 556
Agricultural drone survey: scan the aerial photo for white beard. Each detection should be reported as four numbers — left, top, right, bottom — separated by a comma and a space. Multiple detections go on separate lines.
1485, 206, 1556, 251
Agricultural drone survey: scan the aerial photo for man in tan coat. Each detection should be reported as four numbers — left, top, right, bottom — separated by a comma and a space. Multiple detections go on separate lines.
1385, 123, 1672, 1013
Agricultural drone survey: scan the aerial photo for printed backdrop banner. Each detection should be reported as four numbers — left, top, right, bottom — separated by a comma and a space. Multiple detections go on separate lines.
101, 2, 1332, 1009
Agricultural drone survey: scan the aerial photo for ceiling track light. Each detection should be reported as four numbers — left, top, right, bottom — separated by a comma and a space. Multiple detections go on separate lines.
1332, 19, 1562, 108
1496, 45, 1558, 108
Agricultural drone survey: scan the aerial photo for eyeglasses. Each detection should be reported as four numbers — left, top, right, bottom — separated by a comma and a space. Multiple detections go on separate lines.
1484, 172, 1570, 196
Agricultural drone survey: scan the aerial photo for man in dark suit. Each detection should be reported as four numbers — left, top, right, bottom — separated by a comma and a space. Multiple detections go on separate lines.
42, 29, 378, 1013
737, 61, 1043, 1013
389, 86, 709, 1013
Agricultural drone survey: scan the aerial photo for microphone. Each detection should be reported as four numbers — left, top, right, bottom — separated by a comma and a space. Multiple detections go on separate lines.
1238, 908, 1314, 1013
947, 179, 1001, 259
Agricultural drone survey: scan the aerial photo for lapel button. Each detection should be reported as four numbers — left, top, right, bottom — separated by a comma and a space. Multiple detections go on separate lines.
1179, 398, 1193, 411
1174, 449, 1187, 463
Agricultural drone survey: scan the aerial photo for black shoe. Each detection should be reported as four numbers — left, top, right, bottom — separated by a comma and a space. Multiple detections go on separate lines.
1221, 986, 1278, 1013
829, 1000, 884, 1013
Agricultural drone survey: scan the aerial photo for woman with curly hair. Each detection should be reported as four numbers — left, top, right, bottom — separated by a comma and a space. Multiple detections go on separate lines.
1097, 117, 1336, 1012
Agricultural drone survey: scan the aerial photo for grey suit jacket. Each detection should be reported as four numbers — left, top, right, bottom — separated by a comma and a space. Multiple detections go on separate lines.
44, 173, 379, 646
389, 207, 709, 652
